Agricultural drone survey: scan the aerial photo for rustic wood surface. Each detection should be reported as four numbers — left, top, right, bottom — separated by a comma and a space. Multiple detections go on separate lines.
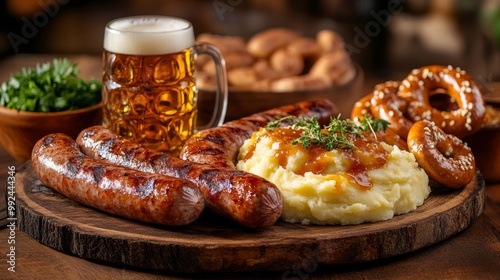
1, 144, 499, 279
0, 54, 499, 279
14, 161, 486, 273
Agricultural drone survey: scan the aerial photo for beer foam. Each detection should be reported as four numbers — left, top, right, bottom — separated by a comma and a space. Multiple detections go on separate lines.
104, 16, 195, 55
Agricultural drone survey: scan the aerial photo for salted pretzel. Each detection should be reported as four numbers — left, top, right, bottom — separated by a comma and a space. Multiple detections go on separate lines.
351, 93, 408, 151
397, 65, 486, 138
407, 120, 475, 188
370, 81, 414, 140
351, 93, 374, 124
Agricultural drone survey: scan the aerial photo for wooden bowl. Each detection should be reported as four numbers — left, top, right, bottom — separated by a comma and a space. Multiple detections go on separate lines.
0, 103, 103, 163
466, 123, 500, 182
465, 87, 500, 182
197, 64, 364, 123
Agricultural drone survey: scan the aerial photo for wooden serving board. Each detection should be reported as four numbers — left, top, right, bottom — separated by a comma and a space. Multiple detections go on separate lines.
16, 162, 486, 273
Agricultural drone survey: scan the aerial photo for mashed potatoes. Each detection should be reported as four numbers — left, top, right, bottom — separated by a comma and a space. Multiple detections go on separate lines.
236, 127, 430, 225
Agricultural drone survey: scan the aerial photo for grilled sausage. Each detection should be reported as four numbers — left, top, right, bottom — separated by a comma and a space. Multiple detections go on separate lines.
77, 126, 283, 229
31, 133, 205, 226
77, 99, 337, 229
180, 98, 338, 168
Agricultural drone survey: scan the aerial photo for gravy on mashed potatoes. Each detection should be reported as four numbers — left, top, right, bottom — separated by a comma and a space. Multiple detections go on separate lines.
236, 127, 430, 225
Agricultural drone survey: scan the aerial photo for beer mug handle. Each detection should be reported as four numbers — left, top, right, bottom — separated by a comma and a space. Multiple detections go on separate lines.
194, 43, 228, 129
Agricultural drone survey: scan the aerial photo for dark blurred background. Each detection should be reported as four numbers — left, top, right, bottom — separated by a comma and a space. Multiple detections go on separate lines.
1, 0, 500, 81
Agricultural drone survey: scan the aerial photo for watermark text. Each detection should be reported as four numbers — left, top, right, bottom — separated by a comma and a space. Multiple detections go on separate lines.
6, 166, 16, 273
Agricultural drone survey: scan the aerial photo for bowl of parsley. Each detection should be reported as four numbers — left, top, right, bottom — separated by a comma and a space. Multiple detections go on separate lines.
0, 58, 103, 163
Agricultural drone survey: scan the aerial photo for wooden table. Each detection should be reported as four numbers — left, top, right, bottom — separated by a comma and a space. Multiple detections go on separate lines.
0, 54, 499, 279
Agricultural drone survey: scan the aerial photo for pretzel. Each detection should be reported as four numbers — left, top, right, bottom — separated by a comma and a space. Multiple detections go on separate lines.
351, 93, 374, 124
351, 93, 408, 151
407, 120, 475, 188
398, 65, 486, 138
370, 81, 414, 140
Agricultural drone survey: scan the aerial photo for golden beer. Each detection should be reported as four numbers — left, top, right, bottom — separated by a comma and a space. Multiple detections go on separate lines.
102, 16, 227, 156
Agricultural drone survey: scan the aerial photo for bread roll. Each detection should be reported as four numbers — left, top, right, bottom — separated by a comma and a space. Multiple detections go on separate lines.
270, 48, 304, 77
227, 67, 258, 87
247, 28, 301, 58
253, 59, 281, 80
309, 50, 351, 82
270, 75, 332, 92
316, 29, 344, 53
195, 28, 354, 91
287, 37, 322, 58
196, 33, 247, 54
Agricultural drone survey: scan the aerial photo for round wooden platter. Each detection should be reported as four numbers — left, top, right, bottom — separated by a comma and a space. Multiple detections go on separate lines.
16, 162, 486, 273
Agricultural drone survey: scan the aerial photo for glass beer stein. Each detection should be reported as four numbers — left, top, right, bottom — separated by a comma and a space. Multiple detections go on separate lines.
102, 16, 228, 156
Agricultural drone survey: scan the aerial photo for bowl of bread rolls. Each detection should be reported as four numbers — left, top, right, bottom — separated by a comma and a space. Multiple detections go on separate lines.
195, 28, 364, 122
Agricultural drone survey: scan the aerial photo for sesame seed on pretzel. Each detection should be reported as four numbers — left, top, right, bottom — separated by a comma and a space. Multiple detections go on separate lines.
407, 120, 475, 188
370, 81, 414, 140
351, 93, 408, 151
398, 65, 486, 138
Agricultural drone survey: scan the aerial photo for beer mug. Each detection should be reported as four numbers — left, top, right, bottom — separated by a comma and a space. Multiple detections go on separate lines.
102, 16, 228, 156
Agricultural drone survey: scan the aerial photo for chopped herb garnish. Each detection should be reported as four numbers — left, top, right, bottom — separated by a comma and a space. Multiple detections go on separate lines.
266, 114, 390, 150
0, 58, 102, 112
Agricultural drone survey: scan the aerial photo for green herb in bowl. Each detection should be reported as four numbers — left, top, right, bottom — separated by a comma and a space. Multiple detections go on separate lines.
0, 58, 102, 112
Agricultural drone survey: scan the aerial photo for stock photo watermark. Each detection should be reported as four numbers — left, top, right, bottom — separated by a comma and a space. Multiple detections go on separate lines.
5, 166, 16, 273
212, 0, 244, 21
210, 0, 407, 56
7, 0, 69, 53
281, 247, 319, 280
345, 0, 404, 55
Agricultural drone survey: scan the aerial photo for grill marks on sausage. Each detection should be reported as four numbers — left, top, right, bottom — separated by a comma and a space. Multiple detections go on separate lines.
77, 126, 285, 228
42, 134, 56, 146
100, 138, 117, 155
206, 134, 226, 145
124, 144, 141, 165
198, 169, 227, 194
181, 99, 338, 168
32, 133, 205, 226
75, 99, 338, 229
149, 153, 171, 174
136, 178, 155, 197
90, 164, 106, 184
223, 123, 256, 140
174, 162, 196, 179
67, 156, 84, 177
313, 102, 339, 124
196, 147, 225, 156
241, 115, 273, 126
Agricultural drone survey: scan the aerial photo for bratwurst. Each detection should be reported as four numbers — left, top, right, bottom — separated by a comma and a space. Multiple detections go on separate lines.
180, 99, 338, 168
77, 126, 283, 229
32, 133, 205, 226
77, 99, 337, 229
